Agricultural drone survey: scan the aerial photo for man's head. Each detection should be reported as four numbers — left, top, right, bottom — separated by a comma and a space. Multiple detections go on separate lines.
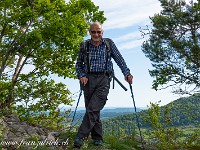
89, 21, 103, 43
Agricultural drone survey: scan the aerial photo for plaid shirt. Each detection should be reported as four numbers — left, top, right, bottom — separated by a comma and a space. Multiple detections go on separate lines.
76, 38, 131, 79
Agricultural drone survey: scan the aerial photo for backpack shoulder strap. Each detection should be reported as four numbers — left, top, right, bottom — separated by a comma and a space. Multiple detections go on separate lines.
86, 40, 90, 73
80, 39, 90, 73
80, 39, 89, 52
103, 38, 113, 73
104, 38, 111, 54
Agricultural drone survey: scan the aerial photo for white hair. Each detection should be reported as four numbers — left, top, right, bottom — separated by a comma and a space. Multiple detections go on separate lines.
89, 21, 103, 31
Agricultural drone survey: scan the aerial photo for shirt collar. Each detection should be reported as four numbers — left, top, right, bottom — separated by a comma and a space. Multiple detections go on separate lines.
89, 38, 105, 46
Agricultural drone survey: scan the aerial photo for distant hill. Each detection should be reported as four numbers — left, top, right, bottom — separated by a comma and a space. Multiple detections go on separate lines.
102, 107, 144, 112
66, 107, 145, 125
101, 107, 143, 119
102, 93, 200, 134
164, 93, 200, 126
72, 107, 144, 113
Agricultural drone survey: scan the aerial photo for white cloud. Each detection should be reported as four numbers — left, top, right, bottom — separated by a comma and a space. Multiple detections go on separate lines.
112, 31, 143, 51
92, 0, 199, 30
92, 0, 162, 30
113, 31, 141, 43
118, 39, 143, 51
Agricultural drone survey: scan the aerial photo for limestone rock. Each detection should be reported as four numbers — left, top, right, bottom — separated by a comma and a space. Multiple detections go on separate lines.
0, 114, 67, 149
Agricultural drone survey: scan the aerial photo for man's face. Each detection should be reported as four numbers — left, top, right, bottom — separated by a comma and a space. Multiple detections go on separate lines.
89, 24, 103, 42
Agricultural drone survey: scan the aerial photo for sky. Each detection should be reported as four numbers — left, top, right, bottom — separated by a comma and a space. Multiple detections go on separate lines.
58, 0, 196, 109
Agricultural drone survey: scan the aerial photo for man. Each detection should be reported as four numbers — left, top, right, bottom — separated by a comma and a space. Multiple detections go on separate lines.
74, 21, 133, 148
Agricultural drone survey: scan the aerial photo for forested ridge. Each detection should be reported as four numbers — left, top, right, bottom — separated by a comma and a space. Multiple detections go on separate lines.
102, 93, 200, 134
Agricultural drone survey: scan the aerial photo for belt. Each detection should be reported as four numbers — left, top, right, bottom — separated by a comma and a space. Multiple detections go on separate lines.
88, 72, 109, 76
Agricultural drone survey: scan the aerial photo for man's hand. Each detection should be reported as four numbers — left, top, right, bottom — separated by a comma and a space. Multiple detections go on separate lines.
125, 74, 133, 84
80, 77, 88, 86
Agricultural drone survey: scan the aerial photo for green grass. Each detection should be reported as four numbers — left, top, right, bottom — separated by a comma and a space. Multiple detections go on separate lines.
103, 135, 140, 150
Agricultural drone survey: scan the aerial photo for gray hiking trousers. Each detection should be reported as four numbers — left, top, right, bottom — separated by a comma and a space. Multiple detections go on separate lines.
77, 73, 110, 140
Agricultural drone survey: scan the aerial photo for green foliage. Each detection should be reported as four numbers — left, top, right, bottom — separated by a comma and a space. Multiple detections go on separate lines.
186, 128, 200, 146
144, 101, 200, 150
144, 102, 183, 150
102, 94, 200, 149
141, 0, 200, 94
0, 0, 106, 129
102, 114, 137, 136
14, 76, 74, 129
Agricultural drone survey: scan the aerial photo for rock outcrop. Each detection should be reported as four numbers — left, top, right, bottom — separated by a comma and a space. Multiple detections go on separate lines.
0, 114, 68, 150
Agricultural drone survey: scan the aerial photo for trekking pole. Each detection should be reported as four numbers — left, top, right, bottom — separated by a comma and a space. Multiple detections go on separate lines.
129, 84, 145, 150
69, 89, 82, 130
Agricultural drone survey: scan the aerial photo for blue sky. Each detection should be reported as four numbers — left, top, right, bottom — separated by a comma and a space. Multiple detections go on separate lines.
58, 0, 196, 108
